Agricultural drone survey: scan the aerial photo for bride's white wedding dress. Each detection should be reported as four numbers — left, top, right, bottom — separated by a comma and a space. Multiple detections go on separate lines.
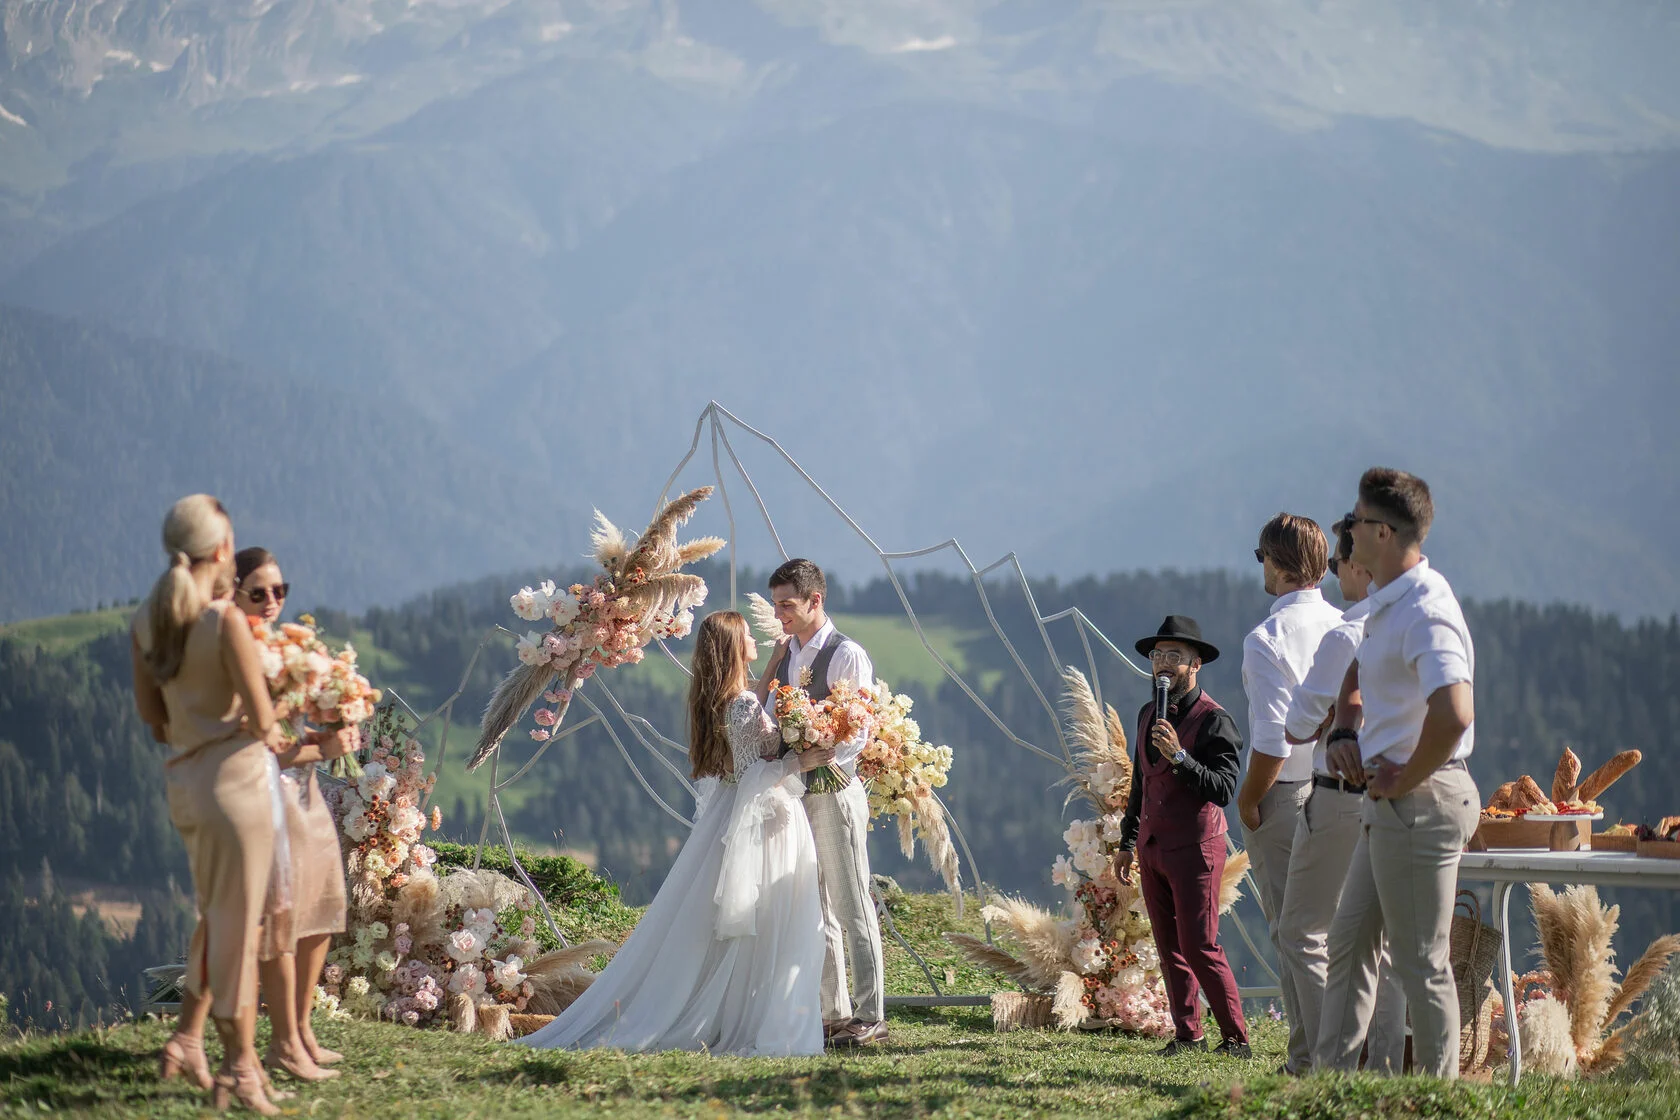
519, 691, 825, 1056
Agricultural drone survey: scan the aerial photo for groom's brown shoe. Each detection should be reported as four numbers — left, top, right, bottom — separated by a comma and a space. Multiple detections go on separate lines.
830, 1019, 888, 1048
822, 1020, 850, 1043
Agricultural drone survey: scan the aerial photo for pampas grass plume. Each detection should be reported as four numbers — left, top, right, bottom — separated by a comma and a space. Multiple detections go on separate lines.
981, 898, 1078, 988
1052, 970, 1089, 1030
1520, 995, 1579, 1078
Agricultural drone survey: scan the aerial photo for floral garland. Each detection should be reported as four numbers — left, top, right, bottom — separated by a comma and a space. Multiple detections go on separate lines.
467, 487, 722, 773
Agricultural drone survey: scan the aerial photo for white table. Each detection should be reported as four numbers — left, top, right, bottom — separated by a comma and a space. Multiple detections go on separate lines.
1456, 849, 1680, 1084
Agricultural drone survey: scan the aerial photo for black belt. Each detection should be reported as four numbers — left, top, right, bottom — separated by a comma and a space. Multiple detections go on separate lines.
1312, 774, 1366, 794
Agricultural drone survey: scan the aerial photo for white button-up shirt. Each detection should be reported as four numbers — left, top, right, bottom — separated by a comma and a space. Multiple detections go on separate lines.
1354, 558, 1475, 766
1242, 588, 1346, 784
786, 618, 875, 769
1285, 606, 1370, 774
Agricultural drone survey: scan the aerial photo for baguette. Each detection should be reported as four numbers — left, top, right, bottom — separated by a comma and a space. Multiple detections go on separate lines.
1551, 747, 1582, 805
1658, 815, 1680, 841
1577, 750, 1642, 802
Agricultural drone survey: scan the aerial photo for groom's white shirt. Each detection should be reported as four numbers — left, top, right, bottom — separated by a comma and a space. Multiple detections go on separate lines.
786, 619, 874, 770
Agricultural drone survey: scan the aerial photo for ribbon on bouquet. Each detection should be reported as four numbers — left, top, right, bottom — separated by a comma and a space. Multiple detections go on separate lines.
714, 758, 804, 940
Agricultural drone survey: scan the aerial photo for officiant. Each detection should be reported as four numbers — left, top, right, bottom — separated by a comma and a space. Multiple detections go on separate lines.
1113, 616, 1251, 1059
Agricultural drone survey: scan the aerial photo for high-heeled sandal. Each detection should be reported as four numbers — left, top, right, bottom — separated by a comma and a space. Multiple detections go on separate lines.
211, 1059, 280, 1116
263, 1040, 339, 1082
304, 1038, 344, 1065
159, 1031, 214, 1091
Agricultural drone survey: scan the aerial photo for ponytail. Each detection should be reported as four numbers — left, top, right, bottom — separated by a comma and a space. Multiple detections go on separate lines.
141, 496, 231, 682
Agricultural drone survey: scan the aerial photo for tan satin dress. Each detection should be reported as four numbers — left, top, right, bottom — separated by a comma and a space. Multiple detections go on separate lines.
136, 601, 275, 1019
258, 762, 347, 959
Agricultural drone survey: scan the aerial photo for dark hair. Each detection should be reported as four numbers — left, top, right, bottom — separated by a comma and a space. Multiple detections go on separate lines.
235, 547, 278, 585
768, 558, 826, 600
1258, 513, 1329, 586
1358, 467, 1434, 545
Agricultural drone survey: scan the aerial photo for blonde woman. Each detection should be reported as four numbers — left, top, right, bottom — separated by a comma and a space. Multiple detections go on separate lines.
520, 611, 828, 1056
129, 496, 283, 1113
235, 547, 353, 1082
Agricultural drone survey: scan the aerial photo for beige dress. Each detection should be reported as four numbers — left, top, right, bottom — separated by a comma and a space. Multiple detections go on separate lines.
136, 601, 275, 1019
258, 761, 348, 958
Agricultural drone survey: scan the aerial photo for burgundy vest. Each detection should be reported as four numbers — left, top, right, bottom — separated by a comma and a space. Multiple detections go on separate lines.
1135, 690, 1228, 852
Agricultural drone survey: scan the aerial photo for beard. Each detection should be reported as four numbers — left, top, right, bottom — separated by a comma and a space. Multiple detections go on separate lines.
1167, 673, 1195, 702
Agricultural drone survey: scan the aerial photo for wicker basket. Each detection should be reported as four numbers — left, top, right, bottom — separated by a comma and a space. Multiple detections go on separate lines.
1458, 988, 1495, 1073
990, 992, 1054, 1032
509, 1013, 556, 1038
1449, 890, 1502, 1029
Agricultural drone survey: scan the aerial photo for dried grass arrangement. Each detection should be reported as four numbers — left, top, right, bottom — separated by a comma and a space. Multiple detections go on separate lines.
1470, 883, 1680, 1077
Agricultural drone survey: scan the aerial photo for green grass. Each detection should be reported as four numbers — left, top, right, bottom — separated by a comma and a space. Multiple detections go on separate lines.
6, 891, 1679, 1116
0, 606, 131, 654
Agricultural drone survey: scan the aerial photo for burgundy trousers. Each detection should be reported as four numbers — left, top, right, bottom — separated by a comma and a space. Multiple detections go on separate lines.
1138, 834, 1248, 1044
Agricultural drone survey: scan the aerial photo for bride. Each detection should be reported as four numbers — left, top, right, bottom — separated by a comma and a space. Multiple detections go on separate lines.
520, 610, 830, 1056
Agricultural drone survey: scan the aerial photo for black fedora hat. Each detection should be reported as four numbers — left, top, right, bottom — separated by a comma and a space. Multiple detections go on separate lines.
1134, 615, 1220, 664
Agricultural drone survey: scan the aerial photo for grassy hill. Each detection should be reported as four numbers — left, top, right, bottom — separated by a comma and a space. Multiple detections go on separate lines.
3, 890, 1678, 1117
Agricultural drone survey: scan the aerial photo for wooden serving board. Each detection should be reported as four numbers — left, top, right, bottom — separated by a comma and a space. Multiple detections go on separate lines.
1637, 839, 1680, 860
1469, 817, 1592, 852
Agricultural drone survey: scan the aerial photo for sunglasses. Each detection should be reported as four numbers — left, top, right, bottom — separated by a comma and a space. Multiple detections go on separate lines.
242, 583, 289, 605
1342, 512, 1393, 531
1328, 557, 1341, 577
1253, 547, 1266, 564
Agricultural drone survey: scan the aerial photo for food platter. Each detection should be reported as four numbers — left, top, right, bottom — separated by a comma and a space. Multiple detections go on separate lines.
1519, 812, 1604, 822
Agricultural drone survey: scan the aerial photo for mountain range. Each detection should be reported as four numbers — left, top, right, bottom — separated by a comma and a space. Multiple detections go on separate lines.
2, 0, 1676, 621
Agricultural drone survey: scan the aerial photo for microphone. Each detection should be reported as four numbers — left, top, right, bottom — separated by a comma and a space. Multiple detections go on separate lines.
1154, 674, 1172, 725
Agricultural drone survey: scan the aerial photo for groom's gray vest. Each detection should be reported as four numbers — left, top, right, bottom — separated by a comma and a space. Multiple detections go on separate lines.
772, 628, 859, 789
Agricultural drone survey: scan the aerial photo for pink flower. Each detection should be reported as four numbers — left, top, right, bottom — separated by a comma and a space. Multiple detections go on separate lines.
430, 806, 443, 831
625, 647, 645, 664
394, 933, 413, 955
402, 1010, 420, 1026
576, 663, 596, 681
542, 689, 565, 704
534, 707, 558, 727
530, 729, 551, 741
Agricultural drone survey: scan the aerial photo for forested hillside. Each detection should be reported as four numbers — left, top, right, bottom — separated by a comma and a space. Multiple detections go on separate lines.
4, 564, 1677, 1026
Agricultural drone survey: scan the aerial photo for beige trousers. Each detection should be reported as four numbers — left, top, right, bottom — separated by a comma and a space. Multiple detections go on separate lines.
1241, 779, 1310, 1069
1316, 765, 1481, 1077
1277, 784, 1408, 1073
805, 780, 884, 1024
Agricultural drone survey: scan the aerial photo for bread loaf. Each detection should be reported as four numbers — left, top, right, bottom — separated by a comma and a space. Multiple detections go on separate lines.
1512, 775, 1552, 812
1551, 747, 1582, 805
1577, 750, 1642, 802
1487, 781, 1518, 811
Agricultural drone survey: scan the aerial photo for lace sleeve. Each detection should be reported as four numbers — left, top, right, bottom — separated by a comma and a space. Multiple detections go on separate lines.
726, 693, 781, 779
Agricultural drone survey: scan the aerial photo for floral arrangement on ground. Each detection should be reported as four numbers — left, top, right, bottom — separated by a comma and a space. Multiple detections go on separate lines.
946, 669, 1247, 1034
316, 705, 617, 1040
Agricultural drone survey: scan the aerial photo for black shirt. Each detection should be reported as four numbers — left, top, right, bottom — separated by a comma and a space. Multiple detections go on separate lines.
1118, 684, 1244, 853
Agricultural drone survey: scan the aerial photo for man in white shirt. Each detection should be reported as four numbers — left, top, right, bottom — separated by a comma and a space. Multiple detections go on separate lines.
1315, 469, 1481, 1079
1236, 513, 1343, 1075
1276, 523, 1405, 1075
755, 559, 884, 1047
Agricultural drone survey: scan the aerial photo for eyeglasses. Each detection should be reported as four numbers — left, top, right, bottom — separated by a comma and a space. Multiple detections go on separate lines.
242, 583, 289, 606
1148, 649, 1193, 666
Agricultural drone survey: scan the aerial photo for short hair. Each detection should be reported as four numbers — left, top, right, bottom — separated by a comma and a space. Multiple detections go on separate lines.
768, 558, 826, 600
235, 547, 277, 585
1358, 467, 1434, 545
1258, 513, 1329, 585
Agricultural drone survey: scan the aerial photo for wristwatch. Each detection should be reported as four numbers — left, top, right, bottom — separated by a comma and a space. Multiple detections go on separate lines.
1169, 747, 1187, 766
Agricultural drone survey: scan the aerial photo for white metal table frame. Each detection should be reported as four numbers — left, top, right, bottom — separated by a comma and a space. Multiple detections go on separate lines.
1456, 849, 1680, 1085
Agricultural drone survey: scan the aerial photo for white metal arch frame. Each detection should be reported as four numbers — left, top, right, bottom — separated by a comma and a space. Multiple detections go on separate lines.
417, 401, 1278, 999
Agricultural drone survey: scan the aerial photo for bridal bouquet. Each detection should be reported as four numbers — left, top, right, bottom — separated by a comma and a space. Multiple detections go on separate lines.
770, 677, 871, 794
248, 612, 382, 777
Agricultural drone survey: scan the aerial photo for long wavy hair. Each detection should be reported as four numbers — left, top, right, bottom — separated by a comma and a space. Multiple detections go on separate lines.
687, 611, 753, 780
141, 494, 232, 682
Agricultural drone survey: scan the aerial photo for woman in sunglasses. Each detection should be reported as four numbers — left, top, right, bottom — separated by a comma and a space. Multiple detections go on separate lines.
235, 548, 353, 1083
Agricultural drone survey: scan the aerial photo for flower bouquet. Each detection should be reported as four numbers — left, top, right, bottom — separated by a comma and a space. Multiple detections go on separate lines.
248, 612, 382, 778
771, 677, 870, 795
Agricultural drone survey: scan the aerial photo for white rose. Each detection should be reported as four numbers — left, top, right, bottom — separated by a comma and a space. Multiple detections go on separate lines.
492, 956, 527, 992
446, 928, 482, 963
510, 587, 545, 622
547, 595, 580, 627
448, 963, 486, 997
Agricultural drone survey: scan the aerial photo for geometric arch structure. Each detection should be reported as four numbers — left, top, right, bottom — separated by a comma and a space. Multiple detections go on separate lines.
409, 401, 1277, 998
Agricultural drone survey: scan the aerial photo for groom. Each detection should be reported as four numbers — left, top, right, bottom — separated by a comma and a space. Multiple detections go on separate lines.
756, 558, 886, 1048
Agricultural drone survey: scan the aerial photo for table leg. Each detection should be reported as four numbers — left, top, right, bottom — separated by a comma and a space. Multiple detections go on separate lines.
1495, 881, 1521, 1086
